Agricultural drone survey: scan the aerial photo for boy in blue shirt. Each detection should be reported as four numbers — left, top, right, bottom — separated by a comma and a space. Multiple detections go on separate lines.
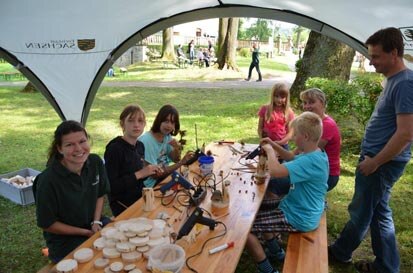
246, 111, 329, 273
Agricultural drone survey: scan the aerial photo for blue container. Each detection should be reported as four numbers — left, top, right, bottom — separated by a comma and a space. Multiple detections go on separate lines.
198, 156, 214, 175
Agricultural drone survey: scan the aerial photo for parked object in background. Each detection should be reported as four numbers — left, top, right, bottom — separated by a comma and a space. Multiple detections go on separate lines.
0, 168, 40, 205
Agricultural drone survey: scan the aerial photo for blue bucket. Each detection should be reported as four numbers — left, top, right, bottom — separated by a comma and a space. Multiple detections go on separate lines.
198, 156, 214, 175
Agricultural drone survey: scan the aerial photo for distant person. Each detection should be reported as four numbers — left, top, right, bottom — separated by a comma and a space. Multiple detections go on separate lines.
202, 48, 211, 67
107, 67, 114, 77
245, 42, 262, 82
208, 40, 213, 53
246, 112, 328, 273
329, 27, 413, 273
209, 46, 216, 61
197, 48, 205, 67
139, 104, 194, 187
34, 120, 110, 263
187, 40, 195, 63
104, 104, 162, 216
177, 45, 189, 61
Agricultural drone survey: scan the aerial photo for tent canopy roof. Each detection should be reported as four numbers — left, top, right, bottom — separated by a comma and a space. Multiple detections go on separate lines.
1, 0, 412, 123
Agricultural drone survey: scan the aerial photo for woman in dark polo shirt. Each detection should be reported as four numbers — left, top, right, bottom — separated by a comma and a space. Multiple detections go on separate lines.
33, 120, 110, 263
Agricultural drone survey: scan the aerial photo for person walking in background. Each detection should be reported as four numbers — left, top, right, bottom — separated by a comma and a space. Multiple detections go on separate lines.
33, 120, 110, 263
104, 104, 162, 216
245, 42, 262, 82
329, 27, 413, 273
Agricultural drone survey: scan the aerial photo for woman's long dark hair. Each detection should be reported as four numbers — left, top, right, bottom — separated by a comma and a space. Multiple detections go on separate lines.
47, 120, 89, 165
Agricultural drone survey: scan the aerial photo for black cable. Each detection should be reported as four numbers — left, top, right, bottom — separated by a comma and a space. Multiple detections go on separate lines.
237, 156, 258, 168
185, 221, 228, 273
175, 189, 193, 207
160, 189, 179, 206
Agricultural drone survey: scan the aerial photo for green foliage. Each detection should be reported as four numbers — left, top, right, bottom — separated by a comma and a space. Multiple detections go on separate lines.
295, 58, 302, 72
306, 73, 383, 128
238, 47, 250, 58
237, 18, 247, 40
292, 26, 309, 47
350, 73, 384, 126
245, 19, 273, 41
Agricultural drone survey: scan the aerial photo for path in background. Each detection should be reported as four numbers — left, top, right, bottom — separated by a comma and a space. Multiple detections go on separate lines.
0, 74, 295, 89
0, 68, 296, 89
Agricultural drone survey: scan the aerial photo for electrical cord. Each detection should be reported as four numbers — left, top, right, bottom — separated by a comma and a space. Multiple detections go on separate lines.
185, 220, 228, 273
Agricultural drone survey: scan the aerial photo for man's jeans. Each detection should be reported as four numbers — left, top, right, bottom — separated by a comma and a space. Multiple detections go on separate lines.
330, 155, 407, 273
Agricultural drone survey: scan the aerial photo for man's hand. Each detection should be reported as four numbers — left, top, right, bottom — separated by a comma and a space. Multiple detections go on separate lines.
358, 155, 379, 176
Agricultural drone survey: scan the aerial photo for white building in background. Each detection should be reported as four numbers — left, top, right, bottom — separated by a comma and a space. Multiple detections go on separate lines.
173, 19, 219, 39
114, 19, 220, 66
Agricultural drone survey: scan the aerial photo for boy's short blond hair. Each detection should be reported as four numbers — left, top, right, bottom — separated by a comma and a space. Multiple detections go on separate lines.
300, 88, 326, 106
291, 111, 322, 143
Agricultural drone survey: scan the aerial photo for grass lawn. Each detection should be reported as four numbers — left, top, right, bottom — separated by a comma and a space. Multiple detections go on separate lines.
0, 59, 412, 273
0, 55, 293, 83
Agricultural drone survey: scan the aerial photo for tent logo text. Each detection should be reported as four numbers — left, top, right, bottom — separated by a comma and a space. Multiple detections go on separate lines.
77, 39, 95, 51
25, 40, 76, 50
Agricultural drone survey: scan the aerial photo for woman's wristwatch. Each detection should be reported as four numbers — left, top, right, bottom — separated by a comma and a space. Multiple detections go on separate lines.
91, 220, 103, 227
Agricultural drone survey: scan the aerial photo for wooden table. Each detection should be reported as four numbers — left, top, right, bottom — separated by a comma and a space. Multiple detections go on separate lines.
52, 142, 267, 273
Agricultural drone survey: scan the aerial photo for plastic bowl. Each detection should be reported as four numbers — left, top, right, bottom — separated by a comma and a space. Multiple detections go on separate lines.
148, 244, 185, 273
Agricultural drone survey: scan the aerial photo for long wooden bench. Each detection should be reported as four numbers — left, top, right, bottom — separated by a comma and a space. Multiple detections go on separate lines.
282, 213, 328, 273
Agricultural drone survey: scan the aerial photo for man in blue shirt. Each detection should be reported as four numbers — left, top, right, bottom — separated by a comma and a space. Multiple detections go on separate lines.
329, 27, 413, 273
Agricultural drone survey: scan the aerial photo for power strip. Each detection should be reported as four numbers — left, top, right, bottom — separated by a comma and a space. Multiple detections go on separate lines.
190, 187, 207, 206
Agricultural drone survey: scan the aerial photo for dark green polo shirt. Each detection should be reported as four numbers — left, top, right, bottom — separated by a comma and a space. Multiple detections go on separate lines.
252, 47, 260, 64
34, 154, 110, 259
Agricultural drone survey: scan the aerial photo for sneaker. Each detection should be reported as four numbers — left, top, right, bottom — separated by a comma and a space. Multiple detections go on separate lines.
328, 245, 352, 264
256, 79, 262, 82
245, 78, 251, 81
265, 247, 285, 262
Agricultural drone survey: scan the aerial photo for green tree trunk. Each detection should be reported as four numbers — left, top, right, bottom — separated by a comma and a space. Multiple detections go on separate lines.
161, 27, 175, 61
217, 18, 239, 70
290, 31, 355, 103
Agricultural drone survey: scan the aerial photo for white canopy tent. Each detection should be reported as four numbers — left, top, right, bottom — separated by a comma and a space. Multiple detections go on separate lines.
1, 0, 412, 124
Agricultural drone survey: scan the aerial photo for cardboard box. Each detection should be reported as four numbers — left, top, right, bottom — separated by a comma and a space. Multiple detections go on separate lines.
0, 168, 40, 205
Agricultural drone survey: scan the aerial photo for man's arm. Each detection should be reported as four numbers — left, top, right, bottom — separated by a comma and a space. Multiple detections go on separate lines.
359, 113, 413, 175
